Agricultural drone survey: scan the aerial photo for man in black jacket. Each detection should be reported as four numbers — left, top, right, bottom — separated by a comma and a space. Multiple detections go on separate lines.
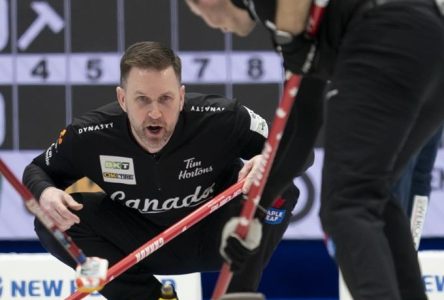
23, 41, 301, 299
187, 1, 444, 299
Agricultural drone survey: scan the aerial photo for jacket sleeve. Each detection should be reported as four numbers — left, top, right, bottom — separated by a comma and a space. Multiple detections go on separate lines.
22, 125, 83, 200
260, 75, 326, 208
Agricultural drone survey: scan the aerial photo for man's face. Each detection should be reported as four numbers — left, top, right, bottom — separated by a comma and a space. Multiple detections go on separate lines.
185, 0, 255, 36
116, 66, 185, 153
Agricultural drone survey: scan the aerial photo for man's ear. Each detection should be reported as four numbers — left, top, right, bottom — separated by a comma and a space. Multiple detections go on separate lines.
180, 85, 185, 111
116, 86, 127, 112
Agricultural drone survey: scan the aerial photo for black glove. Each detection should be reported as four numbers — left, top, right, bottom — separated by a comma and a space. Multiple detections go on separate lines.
275, 33, 317, 75
219, 217, 263, 272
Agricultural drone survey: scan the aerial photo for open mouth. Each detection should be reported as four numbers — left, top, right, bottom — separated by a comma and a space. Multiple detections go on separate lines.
147, 125, 162, 134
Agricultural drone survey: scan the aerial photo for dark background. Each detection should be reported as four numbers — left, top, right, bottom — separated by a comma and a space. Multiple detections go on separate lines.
0, 0, 285, 151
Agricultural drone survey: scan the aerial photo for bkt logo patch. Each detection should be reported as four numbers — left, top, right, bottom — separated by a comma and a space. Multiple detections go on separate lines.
100, 155, 136, 185
264, 208, 285, 224
105, 161, 130, 170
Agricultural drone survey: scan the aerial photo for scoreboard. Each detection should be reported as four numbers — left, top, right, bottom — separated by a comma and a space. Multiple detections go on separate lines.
0, 0, 283, 151
2, 0, 444, 241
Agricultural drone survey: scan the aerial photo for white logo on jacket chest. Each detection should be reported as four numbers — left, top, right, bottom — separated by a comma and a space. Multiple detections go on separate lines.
190, 106, 225, 112
78, 122, 113, 134
100, 155, 136, 185
178, 157, 213, 180
110, 183, 215, 213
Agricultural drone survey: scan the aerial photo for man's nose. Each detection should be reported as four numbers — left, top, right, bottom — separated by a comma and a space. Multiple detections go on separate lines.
148, 103, 162, 119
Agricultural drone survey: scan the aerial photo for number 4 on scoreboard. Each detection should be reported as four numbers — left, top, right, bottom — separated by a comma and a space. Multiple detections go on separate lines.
31, 59, 49, 80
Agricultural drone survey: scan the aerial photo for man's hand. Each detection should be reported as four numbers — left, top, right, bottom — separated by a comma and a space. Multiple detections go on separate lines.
39, 187, 83, 231
278, 33, 317, 75
238, 154, 264, 194
219, 217, 263, 272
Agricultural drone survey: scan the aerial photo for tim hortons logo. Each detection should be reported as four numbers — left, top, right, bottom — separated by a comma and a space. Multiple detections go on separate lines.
110, 183, 215, 213
178, 157, 213, 180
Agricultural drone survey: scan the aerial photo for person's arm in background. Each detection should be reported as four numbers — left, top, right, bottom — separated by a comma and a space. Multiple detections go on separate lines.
259, 0, 328, 210
275, 0, 312, 34
260, 76, 326, 210
271, 0, 322, 75
219, 94, 323, 272
185, 0, 256, 36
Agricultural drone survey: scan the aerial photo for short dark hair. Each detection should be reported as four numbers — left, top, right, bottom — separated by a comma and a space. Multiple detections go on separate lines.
120, 41, 182, 87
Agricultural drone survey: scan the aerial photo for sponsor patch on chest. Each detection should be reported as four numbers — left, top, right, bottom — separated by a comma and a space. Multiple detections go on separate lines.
178, 157, 213, 180
99, 155, 136, 185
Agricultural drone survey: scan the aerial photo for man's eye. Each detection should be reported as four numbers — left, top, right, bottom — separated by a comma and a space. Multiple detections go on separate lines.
160, 96, 172, 103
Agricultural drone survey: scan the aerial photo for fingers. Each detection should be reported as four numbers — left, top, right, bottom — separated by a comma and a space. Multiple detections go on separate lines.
51, 208, 75, 231
40, 188, 82, 231
238, 159, 254, 182
61, 197, 82, 222
64, 194, 83, 211
239, 155, 264, 194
